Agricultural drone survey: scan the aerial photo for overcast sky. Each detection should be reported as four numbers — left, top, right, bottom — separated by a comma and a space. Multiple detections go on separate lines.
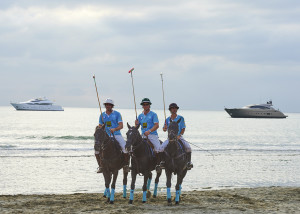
0, 0, 299, 112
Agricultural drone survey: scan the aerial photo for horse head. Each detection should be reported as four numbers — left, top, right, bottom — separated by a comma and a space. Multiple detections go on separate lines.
168, 118, 181, 141
94, 124, 111, 150
126, 122, 141, 151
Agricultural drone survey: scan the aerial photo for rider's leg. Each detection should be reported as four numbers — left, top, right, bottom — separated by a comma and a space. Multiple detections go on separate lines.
148, 134, 164, 171
115, 135, 130, 172
180, 137, 193, 170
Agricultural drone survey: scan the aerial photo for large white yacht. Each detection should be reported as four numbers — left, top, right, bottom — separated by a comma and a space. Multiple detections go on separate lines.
225, 101, 287, 118
11, 97, 64, 111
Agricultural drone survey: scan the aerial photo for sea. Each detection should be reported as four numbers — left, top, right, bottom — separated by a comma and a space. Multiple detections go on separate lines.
1, 106, 300, 195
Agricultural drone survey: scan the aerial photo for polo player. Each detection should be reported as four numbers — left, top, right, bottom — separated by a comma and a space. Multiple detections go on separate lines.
135, 98, 164, 171
162, 103, 193, 170
95, 98, 130, 173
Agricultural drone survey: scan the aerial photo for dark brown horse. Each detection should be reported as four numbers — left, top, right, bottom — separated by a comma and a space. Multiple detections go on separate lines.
125, 123, 162, 204
94, 125, 129, 204
164, 118, 188, 205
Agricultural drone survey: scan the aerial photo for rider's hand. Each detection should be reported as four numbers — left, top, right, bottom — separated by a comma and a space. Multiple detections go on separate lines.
135, 119, 139, 126
110, 128, 116, 133
163, 124, 167, 132
144, 130, 150, 136
177, 135, 181, 140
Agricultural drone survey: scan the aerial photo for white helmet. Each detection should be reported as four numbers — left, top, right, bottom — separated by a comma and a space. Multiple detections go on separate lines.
103, 98, 114, 106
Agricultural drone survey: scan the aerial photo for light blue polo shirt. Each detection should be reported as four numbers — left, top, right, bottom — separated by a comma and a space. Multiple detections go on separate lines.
99, 110, 123, 135
137, 111, 159, 135
166, 115, 186, 136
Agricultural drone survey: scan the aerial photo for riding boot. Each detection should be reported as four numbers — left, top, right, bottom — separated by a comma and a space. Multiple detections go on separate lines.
95, 154, 103, 173
155, 152, 163, 173
123, 153, 130, 173
186, 152, 193, 170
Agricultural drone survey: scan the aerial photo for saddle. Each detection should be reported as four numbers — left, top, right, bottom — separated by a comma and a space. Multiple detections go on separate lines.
142, 138, 155, 159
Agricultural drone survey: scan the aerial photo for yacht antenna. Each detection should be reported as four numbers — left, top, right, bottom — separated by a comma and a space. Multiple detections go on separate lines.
93, 75, 104, 123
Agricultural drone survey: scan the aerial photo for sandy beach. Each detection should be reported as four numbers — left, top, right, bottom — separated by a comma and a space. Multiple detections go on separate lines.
1, 187, 299, 213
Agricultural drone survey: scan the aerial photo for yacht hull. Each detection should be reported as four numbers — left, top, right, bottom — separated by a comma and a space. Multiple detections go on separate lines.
11, 103, 64, 111
225, 108, 287, 118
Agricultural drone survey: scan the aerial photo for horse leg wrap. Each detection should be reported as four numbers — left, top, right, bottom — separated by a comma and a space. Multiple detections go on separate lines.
106, 188, 111, 199
179, 184, 182, 196
110, 188, 115, 202
142, 191, 147, 202
175, 190, 180, 202
167, 187, 171, 200
123, 185, 127, 198
103, 189, 107, 198
129, 189, 134, 201
147, 178, 151, 191
153, 183, 158, 197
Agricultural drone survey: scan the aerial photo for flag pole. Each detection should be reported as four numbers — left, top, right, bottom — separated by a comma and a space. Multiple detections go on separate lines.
129, 68, 137, 119
160, 73, 167, 122
93, 75, 104, 123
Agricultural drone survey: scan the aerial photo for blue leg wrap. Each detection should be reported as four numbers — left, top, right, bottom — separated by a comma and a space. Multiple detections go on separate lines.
106, 188, 110, 198
147, 178, 151, 191
143, 191, 147, 202
179, 184, 182, 195
167, 187, 171, 199
153, 183, 158, 196
103, 189, 107, 197
110, 188, 115, 201
123, 185, 127, 198
175, 190, 180, 202
129, 189, 134, 201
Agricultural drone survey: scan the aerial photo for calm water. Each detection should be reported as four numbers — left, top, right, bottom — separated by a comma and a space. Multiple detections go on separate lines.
0, 106, 299, 195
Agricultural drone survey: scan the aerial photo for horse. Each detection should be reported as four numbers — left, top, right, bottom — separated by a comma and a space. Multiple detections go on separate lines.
164, 118, 188, 205
125, 123, 162, 204
94, 124, 129, 204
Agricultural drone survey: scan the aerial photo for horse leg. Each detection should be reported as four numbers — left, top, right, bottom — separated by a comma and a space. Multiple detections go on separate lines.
175, 173, 184, 205
109, 170, 118, 204
146, 172, 152, 198
166, 169, 172, 206
142, 172, 150, 203
104, 171, 112, 203
153, 170, 162, 198
129, 170, 137, 204
123, 169, 128, 198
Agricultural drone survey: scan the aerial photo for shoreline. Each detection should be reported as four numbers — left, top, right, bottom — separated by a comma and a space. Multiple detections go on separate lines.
1, 187, 299, 213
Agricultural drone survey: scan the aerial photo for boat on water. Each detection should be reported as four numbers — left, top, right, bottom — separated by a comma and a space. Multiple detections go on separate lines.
224, 101, 287, 118
10, 97, 64, 111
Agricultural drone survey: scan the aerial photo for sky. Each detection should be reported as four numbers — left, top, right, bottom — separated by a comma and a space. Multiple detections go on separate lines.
0, 0, 299, 112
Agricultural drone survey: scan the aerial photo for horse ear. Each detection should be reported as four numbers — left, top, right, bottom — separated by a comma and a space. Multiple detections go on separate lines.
177, 118, 182, 124
136, 124, 140, 130
170, 118, 173, 122
127, 122, 131, 129
102, 123, 106, 129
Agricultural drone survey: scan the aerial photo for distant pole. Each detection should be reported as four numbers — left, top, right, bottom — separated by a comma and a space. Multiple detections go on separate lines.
160, 73, 167, 122
129, 68, 138, 120
93, 75, 104, 123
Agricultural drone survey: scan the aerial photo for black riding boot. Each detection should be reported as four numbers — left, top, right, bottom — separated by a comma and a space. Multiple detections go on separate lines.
95, 154, 103, 173
155, 152, 163, 173
186, 152, 193, 170
123, 153, 130, 173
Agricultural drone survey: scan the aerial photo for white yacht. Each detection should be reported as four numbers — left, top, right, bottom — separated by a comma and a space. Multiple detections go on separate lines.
225, 101, 287, 118
11, 97, 64, 111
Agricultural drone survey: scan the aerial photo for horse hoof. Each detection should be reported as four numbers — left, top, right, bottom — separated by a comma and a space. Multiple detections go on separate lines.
153, 195, 157, 198
142, 201, 146, 203
103, 195, 107, 198
110, 201, 114, 204
167, 202, 172, 206
123, 196, 126, 199
175, 201, 179, 205
146, 191, 151, 198
129, 200, 133, 204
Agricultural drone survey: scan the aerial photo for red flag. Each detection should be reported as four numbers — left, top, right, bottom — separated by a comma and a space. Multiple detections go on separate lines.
128, 68, 134, 73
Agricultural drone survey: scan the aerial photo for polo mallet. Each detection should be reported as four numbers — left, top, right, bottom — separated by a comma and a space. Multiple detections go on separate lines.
93, 75, 104, 123
160, 73, 167, 123
128, 68, 138, 120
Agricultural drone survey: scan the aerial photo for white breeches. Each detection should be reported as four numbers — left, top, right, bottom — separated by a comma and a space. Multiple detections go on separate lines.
161, 136, 192, 152
143, 134, 163, 152
94, 135, 128, 154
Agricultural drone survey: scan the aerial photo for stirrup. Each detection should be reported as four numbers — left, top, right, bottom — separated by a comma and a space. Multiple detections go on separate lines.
187, 162, 193, 170
123, 165, 130, 173
97, 167, 103, 173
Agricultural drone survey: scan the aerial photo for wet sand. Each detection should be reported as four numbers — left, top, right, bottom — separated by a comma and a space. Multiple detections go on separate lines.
1, 187, 299, 213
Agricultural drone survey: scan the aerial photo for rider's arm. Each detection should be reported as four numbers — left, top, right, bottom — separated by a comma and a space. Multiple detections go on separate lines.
179, 128, 185, 136
149, 123, 159, 133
